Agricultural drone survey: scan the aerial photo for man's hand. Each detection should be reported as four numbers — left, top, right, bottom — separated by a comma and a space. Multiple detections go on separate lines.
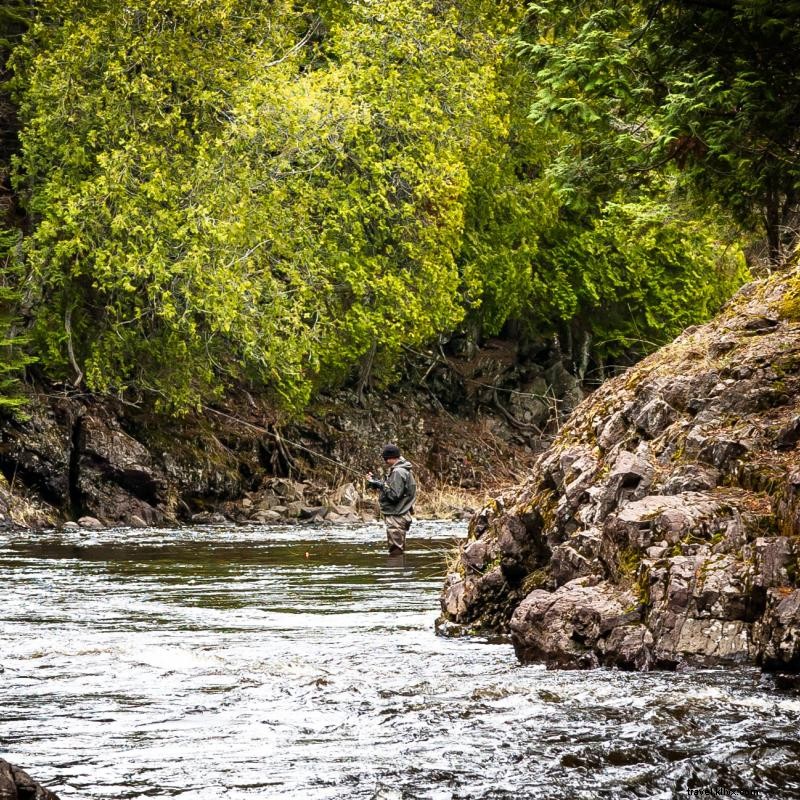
365, 472, 383, 491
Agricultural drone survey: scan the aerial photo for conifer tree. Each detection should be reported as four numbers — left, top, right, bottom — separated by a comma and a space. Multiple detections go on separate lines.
0, 226, 33, 415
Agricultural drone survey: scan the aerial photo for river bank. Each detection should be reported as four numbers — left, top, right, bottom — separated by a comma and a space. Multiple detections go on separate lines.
0, 387, 529, 532
0, 334, 594, 531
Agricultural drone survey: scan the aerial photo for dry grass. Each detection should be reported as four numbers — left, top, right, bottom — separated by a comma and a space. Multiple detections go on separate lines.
415, 482, 488, 520
442, 540, 466, 577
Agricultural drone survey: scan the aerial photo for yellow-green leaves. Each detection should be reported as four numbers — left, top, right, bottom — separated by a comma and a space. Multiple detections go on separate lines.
6, 0, 751, 412
11, 0, 533, 411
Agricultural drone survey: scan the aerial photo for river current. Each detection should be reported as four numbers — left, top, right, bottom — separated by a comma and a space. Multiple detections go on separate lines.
0, 522, 798, 799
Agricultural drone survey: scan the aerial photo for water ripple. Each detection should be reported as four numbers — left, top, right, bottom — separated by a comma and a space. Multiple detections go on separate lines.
0, 523, 797, 799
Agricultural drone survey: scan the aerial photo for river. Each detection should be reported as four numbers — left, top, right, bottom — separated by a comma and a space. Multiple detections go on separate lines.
0, 522, 798, 799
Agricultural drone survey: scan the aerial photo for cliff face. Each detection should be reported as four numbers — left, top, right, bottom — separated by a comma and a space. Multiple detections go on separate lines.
438, 267, 800, 674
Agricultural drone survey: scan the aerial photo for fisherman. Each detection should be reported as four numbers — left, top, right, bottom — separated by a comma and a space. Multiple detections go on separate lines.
366, 443, 416, 554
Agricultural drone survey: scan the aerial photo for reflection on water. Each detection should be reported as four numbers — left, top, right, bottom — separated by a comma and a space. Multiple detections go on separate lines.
0, 522, 798, 799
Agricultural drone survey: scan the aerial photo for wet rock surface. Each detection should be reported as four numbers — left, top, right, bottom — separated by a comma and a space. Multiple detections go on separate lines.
438, 267, 800, 675
0, 759, 60, 799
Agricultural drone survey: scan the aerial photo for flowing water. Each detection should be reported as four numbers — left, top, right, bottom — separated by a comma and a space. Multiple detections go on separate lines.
0, 522, 798, 800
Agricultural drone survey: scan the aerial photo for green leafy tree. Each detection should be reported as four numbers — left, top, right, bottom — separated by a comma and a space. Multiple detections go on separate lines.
10, 0, 544, 410
3, 0, 753, 414
535, 195, 747, 368
11, 0, 314, 409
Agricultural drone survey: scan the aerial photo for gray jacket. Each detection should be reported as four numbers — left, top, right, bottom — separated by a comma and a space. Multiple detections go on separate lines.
378, 458, 416, 516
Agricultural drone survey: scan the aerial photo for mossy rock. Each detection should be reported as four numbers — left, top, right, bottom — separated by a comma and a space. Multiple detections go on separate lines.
777, 275, 800, 322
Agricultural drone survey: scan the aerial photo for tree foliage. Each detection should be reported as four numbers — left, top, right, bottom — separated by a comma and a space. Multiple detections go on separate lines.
0, 0, 752, 412
0, 226, 34, 415
524, 0, 800, 266
11, 0, 539, 409
535, 195, 746, 363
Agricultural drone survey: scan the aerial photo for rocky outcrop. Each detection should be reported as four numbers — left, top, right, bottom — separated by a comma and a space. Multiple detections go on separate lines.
438, 267, 800, 675
0, 759, 60, 799
0, 395, 383, 528
0, 396, 237, 528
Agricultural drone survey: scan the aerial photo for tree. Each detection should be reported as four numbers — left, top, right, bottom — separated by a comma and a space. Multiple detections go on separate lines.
8, 0, 546, 410
0, 226, 34, 415
3, 0, 752, 414
524, 0, 800, 267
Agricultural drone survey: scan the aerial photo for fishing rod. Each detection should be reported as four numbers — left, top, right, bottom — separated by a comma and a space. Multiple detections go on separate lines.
201, 405, 369, 479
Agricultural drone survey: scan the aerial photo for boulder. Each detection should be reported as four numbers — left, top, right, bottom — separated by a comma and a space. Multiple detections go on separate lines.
633, 398, 678, 439
190, 511, 228, 525
0, 759, 60, 799
775, 415, 800, 450
461, 538, 496, 572
662, 464, 720, 494
74, 413, 167, 525
0, 400, 75, 506
510, 578, 641, 669
755, 589, 800, 672
331, 482, 361, 507
249, 509, 283, 523
597, 410, 628, 450
269, 478, 306, 503
601, 624, 654, 671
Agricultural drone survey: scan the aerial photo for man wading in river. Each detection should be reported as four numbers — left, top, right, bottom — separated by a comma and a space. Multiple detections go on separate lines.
366, 444, 416, 554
